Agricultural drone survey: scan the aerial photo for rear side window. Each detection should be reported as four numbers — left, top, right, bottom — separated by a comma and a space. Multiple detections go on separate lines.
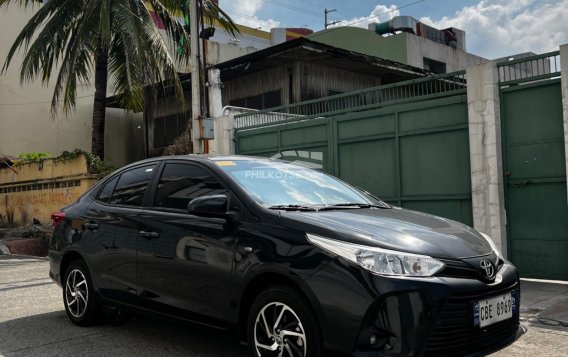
98, 176, 119, 203
154, 163, 227, 210
110, 164, 157, 206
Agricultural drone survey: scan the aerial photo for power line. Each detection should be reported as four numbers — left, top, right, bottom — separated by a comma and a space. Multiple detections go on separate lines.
224, 9, 286, 27
277, 0, 325, 12
344, 0, 425, 27
259, 0, 322, 18
310, 0, 425, 38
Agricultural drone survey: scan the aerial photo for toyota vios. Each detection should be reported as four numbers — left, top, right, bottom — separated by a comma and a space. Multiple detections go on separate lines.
49, 155, 524, 356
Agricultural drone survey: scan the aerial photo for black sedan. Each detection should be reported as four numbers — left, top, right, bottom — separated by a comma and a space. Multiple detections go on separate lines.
48, 155, 524, 356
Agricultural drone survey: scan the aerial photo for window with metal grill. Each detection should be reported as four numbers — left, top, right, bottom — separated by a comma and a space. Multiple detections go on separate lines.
229, 90, 282, 110
153, 112, 190, 148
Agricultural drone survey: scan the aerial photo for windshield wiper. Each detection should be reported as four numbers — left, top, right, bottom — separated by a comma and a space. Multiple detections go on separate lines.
319, 203, 390, 210
268, 204, 319, 211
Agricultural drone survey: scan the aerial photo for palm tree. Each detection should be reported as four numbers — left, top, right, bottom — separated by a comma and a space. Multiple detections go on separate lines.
1, 0, 238, 159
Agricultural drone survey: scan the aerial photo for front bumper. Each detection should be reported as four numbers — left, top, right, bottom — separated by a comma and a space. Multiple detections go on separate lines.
303, 259, 523, 356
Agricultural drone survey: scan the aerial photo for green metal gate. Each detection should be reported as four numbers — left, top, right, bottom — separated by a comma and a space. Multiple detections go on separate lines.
499, 52, 568, 280
235, 72, 472, 225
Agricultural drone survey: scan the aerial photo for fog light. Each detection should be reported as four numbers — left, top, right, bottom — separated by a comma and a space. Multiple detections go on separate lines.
369, 334, 377, 345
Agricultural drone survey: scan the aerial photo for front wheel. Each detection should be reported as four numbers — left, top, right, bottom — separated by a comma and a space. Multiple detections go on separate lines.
63, 260, 100, 326
247, 286, 322, 357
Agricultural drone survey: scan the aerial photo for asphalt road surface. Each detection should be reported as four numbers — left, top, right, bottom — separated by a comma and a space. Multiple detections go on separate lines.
1, 255, 567, 357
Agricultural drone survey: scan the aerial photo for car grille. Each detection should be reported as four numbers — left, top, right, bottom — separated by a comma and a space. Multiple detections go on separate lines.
424, 281, 519, 357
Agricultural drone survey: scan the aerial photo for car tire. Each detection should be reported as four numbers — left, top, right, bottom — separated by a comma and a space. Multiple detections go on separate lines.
63, 259, 101, 326
247, 285, 322, 357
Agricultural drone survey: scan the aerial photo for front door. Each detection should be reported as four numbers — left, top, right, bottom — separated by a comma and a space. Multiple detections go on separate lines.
136, 161, 237, 323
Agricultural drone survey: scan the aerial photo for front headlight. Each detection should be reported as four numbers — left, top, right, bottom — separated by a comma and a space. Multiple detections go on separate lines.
480, 232, 502, 258
306, 233, 445, 277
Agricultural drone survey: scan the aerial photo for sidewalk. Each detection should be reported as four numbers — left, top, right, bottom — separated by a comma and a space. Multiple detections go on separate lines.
521, 279, 568, 327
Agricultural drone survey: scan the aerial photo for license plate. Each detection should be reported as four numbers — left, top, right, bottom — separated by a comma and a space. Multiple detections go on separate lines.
473, 291, 515, 328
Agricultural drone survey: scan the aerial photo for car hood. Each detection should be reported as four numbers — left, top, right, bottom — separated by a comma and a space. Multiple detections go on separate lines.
280, 207, 492, 259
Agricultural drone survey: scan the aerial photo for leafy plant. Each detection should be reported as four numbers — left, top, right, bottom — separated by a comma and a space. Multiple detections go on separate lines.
58, 149, 114, 176
13, 149, 113, 177
15, 152, 51, 165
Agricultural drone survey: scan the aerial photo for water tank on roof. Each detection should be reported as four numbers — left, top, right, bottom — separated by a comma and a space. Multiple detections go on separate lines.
368, 16, 418, 35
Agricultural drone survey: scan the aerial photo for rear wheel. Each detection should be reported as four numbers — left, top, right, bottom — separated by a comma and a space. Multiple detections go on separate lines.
63, 260, 100, 326
247, 286, 322, 357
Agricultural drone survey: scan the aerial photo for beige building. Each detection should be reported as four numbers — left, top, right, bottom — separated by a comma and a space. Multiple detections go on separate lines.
0, 4, 145, 168
0, 4, 310, 167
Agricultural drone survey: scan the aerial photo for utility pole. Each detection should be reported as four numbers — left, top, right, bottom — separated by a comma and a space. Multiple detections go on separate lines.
190, 0, 202, 154
324, 8, 340, 29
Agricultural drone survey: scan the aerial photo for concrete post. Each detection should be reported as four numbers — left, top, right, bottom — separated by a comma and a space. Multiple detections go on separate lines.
208, 68, 235, 155
560, 44, 568, 201
466, 62, 508, 257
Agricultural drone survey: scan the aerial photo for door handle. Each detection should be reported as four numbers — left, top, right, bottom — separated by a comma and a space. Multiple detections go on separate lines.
139, 230, 160, 239
84, 222, 99, 230
238, 245, 254, 255
508, 180, 533, 188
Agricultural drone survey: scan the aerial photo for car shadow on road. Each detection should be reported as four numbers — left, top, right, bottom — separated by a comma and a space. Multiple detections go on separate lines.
0, 310, 248, 357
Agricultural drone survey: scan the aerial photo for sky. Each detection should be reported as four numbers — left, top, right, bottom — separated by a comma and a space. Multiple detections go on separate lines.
218, 0, 568, 59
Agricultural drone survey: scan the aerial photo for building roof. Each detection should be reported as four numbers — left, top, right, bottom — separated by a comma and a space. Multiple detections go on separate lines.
107, 37, 429, 109
190, 36, 429, 83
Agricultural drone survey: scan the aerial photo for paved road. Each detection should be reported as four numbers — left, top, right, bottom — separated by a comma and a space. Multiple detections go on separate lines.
0, 255, 567, 357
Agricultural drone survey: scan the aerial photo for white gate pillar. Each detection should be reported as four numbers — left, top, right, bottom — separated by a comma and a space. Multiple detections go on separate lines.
466, 62, 508, 257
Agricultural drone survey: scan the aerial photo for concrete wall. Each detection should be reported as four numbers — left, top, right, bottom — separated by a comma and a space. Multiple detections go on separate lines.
0, 5, 92, 157
307, 27, 408, 65
0, 155, 98, 225
466, 62, 508, 256
405, 33, 487, 73
0, 5, 145, 168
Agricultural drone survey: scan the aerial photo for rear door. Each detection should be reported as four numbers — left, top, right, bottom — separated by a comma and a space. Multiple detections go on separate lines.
83, 163, 158, 305
136, 161, 238, 323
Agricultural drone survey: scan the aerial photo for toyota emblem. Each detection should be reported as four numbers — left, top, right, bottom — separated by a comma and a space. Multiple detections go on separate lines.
480, 259, 495, 279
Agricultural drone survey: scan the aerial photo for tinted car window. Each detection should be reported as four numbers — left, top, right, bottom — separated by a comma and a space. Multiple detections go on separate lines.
98, 176, 118, 203
110, 164, 157, 206
154, 163, 227, 210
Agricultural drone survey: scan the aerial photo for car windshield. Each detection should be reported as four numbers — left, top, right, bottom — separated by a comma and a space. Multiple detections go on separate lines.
216, 159, 384, 208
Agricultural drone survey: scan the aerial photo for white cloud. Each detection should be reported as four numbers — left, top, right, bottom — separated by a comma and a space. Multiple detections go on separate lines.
420, 0, 568, 58
220, 0, 281, 31
331, 4, 400, 29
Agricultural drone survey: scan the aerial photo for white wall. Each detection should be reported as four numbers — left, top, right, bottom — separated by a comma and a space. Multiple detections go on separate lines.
0, 5, 144, 167
405, 33, 487, 72
0, 5, 93, 157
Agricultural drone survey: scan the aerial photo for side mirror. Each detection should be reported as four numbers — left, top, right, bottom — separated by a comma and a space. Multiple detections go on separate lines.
188, 194, 229, 218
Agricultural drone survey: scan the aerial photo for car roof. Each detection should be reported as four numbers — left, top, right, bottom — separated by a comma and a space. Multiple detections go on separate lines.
117, 155, 275, 171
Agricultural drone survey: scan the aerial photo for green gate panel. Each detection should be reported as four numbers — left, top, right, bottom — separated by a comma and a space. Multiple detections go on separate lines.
337, 114, 395, 140
507, 142, 566, 179
504, 83, 564, 145
338, 139, 397, 199
399, 102, 467, 132
237, 132, 279, 153
502, 80, 567, 280
235, 96, 473, 227
511, 240, 568, 280
507, 183, 568, 241
280, 125, 327, 147
400, 130, 471, 196
402, 200, 473, 227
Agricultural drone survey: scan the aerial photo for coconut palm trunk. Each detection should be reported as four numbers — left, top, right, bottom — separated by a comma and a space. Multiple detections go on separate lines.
92, 50, 108, 160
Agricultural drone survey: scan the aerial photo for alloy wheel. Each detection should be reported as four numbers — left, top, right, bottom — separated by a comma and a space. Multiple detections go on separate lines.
65, 268, 89, 318
253, 302, 307, 357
